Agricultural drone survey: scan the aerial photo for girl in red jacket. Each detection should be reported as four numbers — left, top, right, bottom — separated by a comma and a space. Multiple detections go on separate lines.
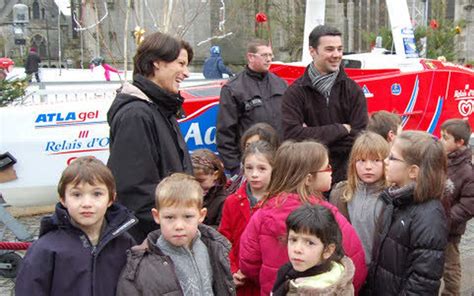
239, 141, 367, 295
219, 140, 276, 295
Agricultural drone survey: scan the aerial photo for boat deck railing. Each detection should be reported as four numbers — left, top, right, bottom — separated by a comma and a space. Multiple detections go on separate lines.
20, 78, 211, 105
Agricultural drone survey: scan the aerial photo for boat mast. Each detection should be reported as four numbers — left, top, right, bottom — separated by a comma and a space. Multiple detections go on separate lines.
301, 0, 326, 64
385, 0, 419, 58
301, 0, 419, 62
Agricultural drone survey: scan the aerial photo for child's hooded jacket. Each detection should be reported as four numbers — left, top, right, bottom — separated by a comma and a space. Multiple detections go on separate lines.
15, 202, 137, 296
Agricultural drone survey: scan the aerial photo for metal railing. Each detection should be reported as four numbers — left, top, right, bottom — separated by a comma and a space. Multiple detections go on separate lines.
21, 78, 213, 105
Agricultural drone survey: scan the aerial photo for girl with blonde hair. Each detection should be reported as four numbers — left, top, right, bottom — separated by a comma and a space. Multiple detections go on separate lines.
330, 131, 389, 267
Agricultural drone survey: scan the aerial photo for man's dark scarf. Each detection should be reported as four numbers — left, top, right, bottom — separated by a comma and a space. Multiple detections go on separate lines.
308, 62, 339, 104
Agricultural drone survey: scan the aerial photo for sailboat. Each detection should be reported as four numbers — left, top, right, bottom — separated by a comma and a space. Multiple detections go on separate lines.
0, 0, 472, 207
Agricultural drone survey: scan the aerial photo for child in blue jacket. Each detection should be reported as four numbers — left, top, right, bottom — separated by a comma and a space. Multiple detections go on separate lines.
15, 156, 137, 296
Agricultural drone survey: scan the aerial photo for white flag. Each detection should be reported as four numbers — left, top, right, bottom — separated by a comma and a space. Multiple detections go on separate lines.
54, 0, 71, 16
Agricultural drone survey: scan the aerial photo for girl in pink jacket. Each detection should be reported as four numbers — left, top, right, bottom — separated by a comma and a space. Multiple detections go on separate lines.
239, 141, 367, 295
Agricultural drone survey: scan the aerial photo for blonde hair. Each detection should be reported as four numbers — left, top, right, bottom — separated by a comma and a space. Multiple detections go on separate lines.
395, 131, 447, 202
262, 141, 328, 205
155, 173, 203, 210
343, 132, 390, 202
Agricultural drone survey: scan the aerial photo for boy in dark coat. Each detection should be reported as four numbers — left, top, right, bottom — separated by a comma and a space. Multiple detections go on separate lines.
117, 173, 235, 295
15, 157, 137, 296
440, 119, 474, 295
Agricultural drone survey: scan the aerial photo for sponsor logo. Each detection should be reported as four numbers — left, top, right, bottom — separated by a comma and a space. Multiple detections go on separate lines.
401, 27, 415, 36
454, 84, 474, 117
391, 83, 402, 95
46, 137, 110, 154
179, 103, 219, 152
362, 85, 374, 98
35, 110, 105, 127
45, 104, 220, 156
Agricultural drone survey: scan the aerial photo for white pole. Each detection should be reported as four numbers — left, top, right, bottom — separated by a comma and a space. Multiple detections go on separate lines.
124, 0, 131, 81
58, 6, 62, 75
302, 0, 326, 64
385, 0, 418, 58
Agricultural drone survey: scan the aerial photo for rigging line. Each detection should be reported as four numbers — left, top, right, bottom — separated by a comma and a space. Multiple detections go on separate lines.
197, 32, 233, 46
72, 2, 109, 32
74, 1, 121, 74
196, 0, 232, 46
178, 1, 208, 37
143, 0, 158, 29
219, 0, 225, 31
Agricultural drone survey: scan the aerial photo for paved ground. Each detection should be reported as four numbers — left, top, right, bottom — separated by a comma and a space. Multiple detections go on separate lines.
459, 220, 474, 296
0, 207, 473, 295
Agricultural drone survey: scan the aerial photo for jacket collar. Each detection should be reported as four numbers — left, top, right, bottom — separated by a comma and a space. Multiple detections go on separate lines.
139, 223, 230, 255
447, 146, 472, 167
357, 179, 386, 195
381, 183, 416, 207
300, 64, 347, 87
132, 74, 184, 117
40, 202, 137, 243
120, 82, 151, 102
264, 192, 323, 208
235, 180, 248, 200
245, 65, 268, 80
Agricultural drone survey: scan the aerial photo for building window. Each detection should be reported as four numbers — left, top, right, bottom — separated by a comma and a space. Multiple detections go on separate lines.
32, 1, 40, 19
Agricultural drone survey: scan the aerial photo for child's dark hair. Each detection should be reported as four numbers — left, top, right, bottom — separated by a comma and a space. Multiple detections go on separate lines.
191, 149, 226, 186
57, 156, 116, 202
240, 122, 280, 153
367, 110, 402, 140
242, 140, 276, 168
286, 204, 344, 262
395, 131, 447, 202
441, 118, 471, 146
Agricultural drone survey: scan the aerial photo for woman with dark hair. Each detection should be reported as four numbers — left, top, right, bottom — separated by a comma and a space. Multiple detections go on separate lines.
107, 32, 194, 242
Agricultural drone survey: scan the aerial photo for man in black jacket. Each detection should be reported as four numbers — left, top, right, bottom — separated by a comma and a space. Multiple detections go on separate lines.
25, 48, 41, 82
107, 32, 193, 242
216, 39, 287, 175
281, 25, 368, 184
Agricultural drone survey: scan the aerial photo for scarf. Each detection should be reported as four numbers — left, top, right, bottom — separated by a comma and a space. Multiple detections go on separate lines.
308, 62, 339, 104
246, 182, 259, 208
272, 260, 333, 296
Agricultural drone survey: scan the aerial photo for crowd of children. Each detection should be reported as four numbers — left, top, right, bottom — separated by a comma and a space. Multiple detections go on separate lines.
14, 114, 473, 296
